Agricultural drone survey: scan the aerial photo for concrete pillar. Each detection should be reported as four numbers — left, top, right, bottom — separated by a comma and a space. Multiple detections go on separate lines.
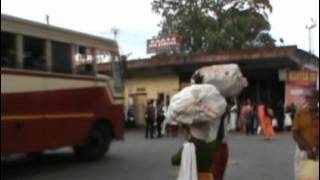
45, 40, 52, 72
16, 34, 24, 69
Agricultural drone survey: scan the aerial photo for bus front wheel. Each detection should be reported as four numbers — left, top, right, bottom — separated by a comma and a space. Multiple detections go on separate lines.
73, 123, 111, 161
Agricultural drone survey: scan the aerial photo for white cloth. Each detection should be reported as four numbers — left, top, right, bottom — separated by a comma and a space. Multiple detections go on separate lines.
257, 126, 262, 135
229, 105, 238, 131
192, 64, 248, 97
167, 84, 227, 125
177, 143, 198, 180
162, 106, 179, 135
294, 146, 307, 180
294, 146, 308, 180
299, 160, 319, 179
162, 118, 168, 135
294, 146, 320, 180
284, 113, 292, 127
272, 118, 278, 128
190, 123, 212, 142
189, 114, 229, 143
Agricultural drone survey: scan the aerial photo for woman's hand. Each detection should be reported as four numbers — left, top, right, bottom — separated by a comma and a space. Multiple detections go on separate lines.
192, 72, 203, 84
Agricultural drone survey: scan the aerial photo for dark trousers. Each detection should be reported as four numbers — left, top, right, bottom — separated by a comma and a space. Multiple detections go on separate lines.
156, 119, 164, 138
246, 117, 256, 135
145, 120, 154, 139
276, 116, 284, 132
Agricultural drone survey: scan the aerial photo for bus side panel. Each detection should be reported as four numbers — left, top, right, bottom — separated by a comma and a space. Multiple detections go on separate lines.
89, 88, 124, 140
41, 88, 93, 149
104, 104, 124, 140
1, 87, 124, 155
41, 87, 124, 149
1, 92, 46, 155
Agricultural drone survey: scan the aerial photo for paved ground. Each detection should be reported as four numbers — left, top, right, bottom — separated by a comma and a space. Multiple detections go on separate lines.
225, 133, 295, 180
1, 130, 296, 180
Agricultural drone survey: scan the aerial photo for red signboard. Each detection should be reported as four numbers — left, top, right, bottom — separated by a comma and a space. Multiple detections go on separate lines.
285, 70, 318, 107
147, 36, 182, 54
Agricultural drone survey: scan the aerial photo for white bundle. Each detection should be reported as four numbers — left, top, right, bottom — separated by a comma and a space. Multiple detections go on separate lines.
192, 64, 248, 97
167, 84, 227, 125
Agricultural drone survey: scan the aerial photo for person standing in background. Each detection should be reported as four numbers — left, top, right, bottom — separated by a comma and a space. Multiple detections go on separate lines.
252, 104, 259, 134
289, 102, 297, 121
275, 101, 285, 132
229, 101, 238, 132
240, 102, 248, 133
156, 100, 165, 138
258, 101, 275, 140
293, 89, 319, 180
244, 99, 254, 135
284, 104, 294, 131
247, 102, 258, 135
145, 99, 156, 139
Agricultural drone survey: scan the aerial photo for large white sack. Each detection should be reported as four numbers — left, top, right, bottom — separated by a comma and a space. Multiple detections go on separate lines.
192, 64, 248, 97
167, 84, 227, 125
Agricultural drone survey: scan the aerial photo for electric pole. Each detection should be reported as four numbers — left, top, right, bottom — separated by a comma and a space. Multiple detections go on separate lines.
46, 14, 50, 25
111, 28, 120, 41
305, 18, 317, 54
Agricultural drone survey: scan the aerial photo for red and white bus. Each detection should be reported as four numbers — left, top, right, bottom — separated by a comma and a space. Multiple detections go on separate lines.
1, 15, 125, 160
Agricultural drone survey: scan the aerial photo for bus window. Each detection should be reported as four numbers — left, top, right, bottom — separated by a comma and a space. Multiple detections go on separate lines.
23, 36, 46, 71
112, 55, 124, 92
95, 50, 125, 91
96, 50, 111, 64
1, 32, 17, 68
52, 41, 72, 74
74, 46, 94, 75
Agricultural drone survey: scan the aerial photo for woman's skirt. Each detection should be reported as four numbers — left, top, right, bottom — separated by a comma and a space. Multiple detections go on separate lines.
212, 143, 229, 180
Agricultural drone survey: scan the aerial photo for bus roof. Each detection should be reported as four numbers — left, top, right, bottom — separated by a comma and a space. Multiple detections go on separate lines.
1, 14, 119, 53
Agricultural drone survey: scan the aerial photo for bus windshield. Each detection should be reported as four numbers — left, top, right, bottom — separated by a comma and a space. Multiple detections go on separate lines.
95, 50, 124, 92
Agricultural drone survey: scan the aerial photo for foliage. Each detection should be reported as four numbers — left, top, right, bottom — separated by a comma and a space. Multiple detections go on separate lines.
152, 0, 275, 53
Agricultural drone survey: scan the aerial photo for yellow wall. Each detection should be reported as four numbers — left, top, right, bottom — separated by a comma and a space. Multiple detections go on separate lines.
124, 75, 180, 126
124, 75, 180, 106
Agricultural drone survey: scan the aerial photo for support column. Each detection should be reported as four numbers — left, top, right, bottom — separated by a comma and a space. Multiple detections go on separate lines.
92, 48, 97, 75
111, 53, 117, 80
71, 44, 77, 74
45, 40, 52, 72
16, 34, 24, 69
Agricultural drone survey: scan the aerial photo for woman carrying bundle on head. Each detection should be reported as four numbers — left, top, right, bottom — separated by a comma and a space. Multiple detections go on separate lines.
169, 64, 248, 180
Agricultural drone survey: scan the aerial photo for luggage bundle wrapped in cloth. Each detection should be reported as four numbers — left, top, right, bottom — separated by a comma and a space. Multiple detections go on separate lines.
192, 64, 248, 98
167, 84, 227, 126
167, 64, 248, 129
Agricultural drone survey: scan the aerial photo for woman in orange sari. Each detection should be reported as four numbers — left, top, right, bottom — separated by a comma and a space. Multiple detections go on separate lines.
258, 102, 275, 140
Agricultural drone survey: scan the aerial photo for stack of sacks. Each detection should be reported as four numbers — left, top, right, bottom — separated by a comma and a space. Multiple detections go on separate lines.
191, 64, 248, 97
166, 84, 227, 126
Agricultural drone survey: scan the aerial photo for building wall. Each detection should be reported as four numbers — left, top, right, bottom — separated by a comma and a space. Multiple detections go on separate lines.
124, 75, 180, 126
125, 75, 179, 102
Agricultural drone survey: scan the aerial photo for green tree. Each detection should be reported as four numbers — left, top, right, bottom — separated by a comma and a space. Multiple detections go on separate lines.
152, 0, 275, 53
